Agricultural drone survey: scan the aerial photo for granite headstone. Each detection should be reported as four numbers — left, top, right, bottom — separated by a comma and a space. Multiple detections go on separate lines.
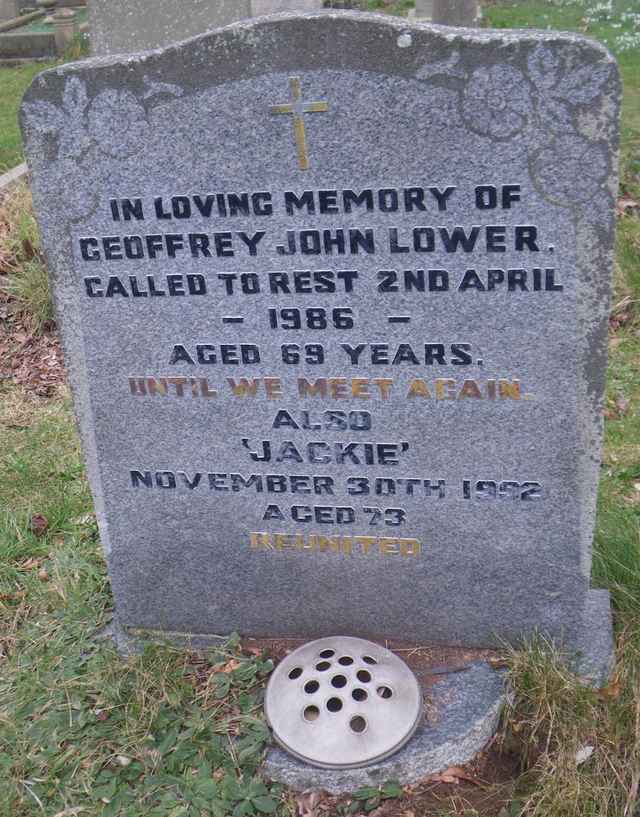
22, 12, 619, 683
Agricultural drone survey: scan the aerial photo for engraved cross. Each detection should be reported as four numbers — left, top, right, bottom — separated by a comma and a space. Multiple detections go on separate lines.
270, 76, 329, 171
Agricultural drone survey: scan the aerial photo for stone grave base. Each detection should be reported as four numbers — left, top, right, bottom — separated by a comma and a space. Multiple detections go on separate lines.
105, 591, 615, 690
262, 662, 506, 794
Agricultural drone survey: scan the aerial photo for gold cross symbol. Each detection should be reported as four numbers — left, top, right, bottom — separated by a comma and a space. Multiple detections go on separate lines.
270, 76, 329, 171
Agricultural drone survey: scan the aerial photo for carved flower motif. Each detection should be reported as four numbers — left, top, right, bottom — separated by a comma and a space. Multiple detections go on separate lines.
87, 89, 149, 158
461, 65, 531, 139
531, 135, 608, 206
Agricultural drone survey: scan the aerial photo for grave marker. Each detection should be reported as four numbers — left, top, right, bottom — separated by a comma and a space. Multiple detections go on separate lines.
22, 11, 619, 685
431, 0, 478, 26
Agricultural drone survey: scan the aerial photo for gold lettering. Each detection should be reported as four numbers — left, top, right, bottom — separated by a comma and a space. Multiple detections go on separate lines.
199, 378, 217, 398
379, 538, 400, 556
298, 377, 327, 398
354, 536, 378, 555
264, 377, 282, 399
373, 378, 394, 399
435, 378, 456, 400
351, 378, 370, 398
248, 532, 422, 557
329, 378, 349, 399
400, 538, 421, 556
406, 378, 431, 399
317, 535, 346, 554
147, 377, 168, 396
459, 379, 482, 399
250, 532, 274, 550
499, 379, 521, 399
227, 378, 259, 397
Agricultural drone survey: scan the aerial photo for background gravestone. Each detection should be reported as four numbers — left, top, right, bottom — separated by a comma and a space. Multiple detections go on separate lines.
88, 0, 251, 56
21, 11, 619, 686
88, 0, 324, 57
253, 0, 323, 14
0, 0, 18, 23
431, 0, 478, 26
413, 0, 434, 20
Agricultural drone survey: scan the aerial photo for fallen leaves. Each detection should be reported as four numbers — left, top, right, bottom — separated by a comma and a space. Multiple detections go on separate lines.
426, 765, 484, 786
599, 675, 623, 700
616, 196, 639, 217
605, 394, 631, 420
0, 325, 64, 397
575, 745, 595, 765
219, 658, 241, 674
296, 789, 326, 817
609, 295, 636, 331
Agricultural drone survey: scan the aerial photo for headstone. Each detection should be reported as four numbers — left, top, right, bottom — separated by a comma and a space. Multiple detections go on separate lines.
22, 11, 618, 687
252, 0, 323, 14
431, 0, 478, 26
52, 7, 76, 54
0, 0, 18, 23
88, 0, 324, 57
413, 0, 433, 20
87, 0, 252, 56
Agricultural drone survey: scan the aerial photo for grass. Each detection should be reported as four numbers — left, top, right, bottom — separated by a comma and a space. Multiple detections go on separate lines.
0, 61, 56, 173
0, 35, 88, 172
0, 1, 639, 815
0, 183, 53, 333
482, 3, 640, 813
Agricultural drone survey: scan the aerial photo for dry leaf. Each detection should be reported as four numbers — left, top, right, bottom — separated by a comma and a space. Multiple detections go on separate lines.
29, 514, 48, 537
220, 658, 241, 674
37, 568, 49, 582
616, 396, 630, 416
487, 656, 510, 670
116, 755, 132, 767
296, 790, 325, 817
429, 765, 483, 786
95, 709, 109, 721
576, 745, 594, 765
599, 677, 622, 700
616, 196, 639, 217
72, 513, 96, 526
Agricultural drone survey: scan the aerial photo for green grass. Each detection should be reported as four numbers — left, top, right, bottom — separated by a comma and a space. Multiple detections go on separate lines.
0, 2, 639, 815
0, 183, 53, 333
0, 33, 88, 173
0, 393, 281, 816
0, 61, 56, 172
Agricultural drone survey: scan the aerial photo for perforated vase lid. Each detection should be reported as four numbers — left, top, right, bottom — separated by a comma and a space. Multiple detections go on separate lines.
264, 636, 423, 769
